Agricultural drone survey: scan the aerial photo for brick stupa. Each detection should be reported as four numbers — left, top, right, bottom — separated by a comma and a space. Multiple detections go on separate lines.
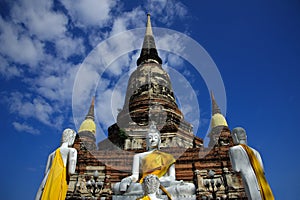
66, 14, 247, 200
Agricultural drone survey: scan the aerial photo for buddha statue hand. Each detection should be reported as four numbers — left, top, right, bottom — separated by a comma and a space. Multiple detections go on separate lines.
120, 176, 133, 192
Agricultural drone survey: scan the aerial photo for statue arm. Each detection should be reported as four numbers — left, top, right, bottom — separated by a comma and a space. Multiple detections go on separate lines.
68, 148, 77, 174
45, 152, 55, 175
130, 154, 140, 182
118, 154, 141, 192
159, 164, 176, 182
229, 148, 240, 172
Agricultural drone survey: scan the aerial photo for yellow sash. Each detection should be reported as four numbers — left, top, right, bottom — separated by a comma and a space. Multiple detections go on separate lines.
240, 144, 274, 200
136, 195, 151, 200
41, 148, 68, 200
140, 150, 176, 183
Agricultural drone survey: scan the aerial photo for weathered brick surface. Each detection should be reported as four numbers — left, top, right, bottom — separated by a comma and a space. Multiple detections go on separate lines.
67, 129, 247, 199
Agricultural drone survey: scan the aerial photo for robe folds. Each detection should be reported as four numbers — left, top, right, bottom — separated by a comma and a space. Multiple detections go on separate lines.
140, 150, 176, 183
240, 144, 274, 200
41, 148, 68, 200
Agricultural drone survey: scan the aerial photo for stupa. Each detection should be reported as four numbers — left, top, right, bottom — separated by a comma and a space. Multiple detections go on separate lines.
61, 14, 274, 200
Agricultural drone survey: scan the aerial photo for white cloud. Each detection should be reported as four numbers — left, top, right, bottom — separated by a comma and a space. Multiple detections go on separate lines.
87, 28, 108, 48
110, 8, 145, 35
96, 89, 117, 129
83, 29, 140, 77
86, 7, 145, 52
55, 36, 86, 60
166, 54, 184, 69
146, 0, 188, 26
61, 0, 117, 27
0, 55, 23, 79
0, 16, 44, 67
11, 0, 68, 40
12, 121, 40, 135
100, 72, 131, 126
72, 60, 101, 128
0, 0, 85, 70
1, 0, 191, 136
35, 64, 79, 102
156, 33, 183, 54
8, 92, 58, 127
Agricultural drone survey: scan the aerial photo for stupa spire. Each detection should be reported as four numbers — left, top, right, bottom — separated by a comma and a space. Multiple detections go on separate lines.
210, 91, 228, 128
137, 13, 162, 66
145, 13, 153, 36
211, 91, 221, 115
85, 96, 95, 120
78, 97, 96, 135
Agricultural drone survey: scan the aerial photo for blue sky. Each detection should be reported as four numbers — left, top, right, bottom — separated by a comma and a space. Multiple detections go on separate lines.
0, 0, 299, 199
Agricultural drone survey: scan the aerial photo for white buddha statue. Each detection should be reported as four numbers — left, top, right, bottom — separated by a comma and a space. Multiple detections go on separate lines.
35, 128, 78, 200
113, 123, 195, 199
229, 127, 274, 200
137, 174, 163, 200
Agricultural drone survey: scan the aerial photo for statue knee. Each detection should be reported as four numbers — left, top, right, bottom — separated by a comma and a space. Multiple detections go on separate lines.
171, 182, 196, 196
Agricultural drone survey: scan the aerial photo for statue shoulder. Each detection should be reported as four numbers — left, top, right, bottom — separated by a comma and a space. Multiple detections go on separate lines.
229, 145, 247, 160
134, 151, 152, 160
139, 151, 152, 156
68, 147, 77, 153
229, 145, 243, 152
156, 150, 176, 164
159, 150, 175, 158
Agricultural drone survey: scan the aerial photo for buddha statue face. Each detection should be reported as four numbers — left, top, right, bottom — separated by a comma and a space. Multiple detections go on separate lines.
146, 123, 161, 150
148, 132, 160, 149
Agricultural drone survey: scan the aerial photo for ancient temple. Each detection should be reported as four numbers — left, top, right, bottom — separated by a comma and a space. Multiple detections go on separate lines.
65, 14, 249, 199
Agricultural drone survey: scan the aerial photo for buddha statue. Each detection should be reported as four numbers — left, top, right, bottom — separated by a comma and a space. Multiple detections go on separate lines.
137, 174, 163, 200
35, 128, 77, 200
113, 123, 195, 199
229, 127, 274, 200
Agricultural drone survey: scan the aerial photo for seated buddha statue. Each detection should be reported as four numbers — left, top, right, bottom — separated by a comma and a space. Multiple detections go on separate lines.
113, 123, 195, 199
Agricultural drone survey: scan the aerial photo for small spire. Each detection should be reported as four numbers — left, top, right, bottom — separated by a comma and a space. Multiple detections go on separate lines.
137, 13, 162, 66
210, 91, 228, 129
78, 96, 96, 135
85, 96, 95, 120
211, 91, 221, 115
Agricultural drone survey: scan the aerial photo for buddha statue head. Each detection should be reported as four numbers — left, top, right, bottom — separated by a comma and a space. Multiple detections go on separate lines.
61, 128, 76, 146
146, 122, 161, 150
231, 127, 247, 145
142, 174, 160, 196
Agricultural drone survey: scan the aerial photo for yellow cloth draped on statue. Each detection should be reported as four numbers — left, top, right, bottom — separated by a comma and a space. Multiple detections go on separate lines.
140, 150, 176, 183
240, 144, 274, 200
136, 195, 151, 200
41, 148, 68, 200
